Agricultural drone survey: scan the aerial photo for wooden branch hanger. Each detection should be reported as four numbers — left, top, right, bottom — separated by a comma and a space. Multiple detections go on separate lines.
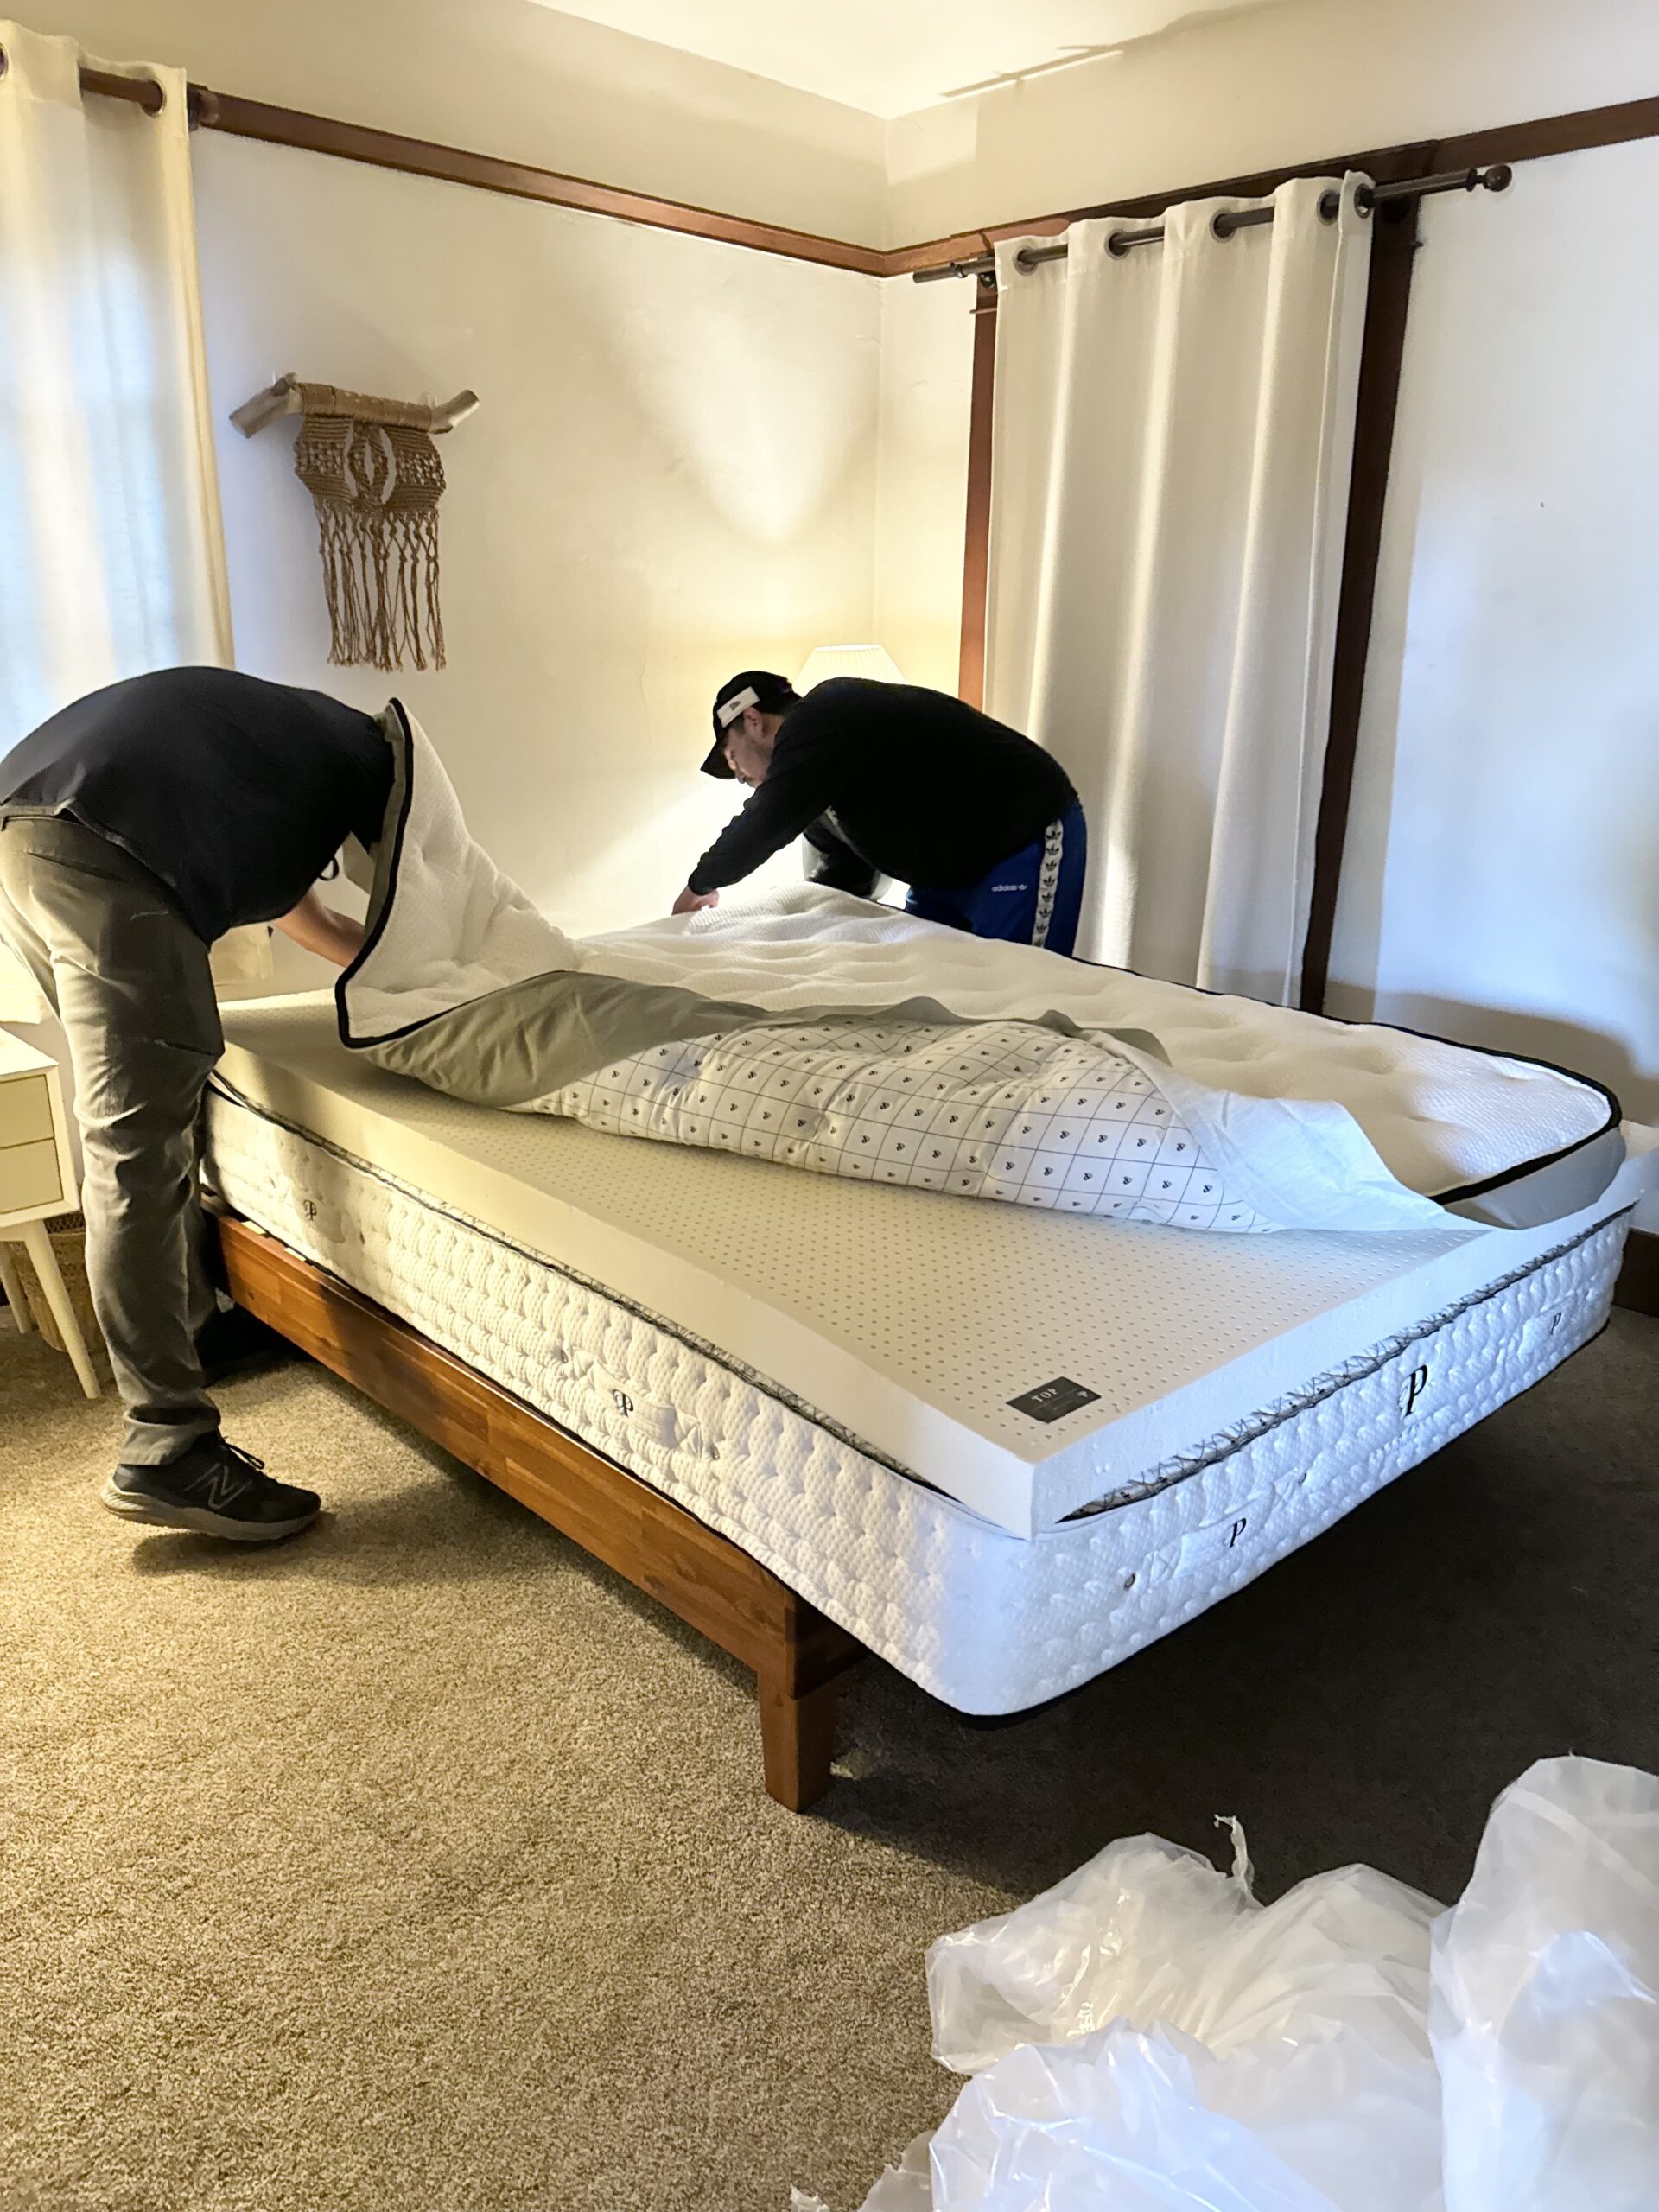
231, 373, 480, 439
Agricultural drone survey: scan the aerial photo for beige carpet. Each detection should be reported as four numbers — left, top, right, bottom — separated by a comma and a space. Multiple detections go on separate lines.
3, 1304, 1656, 2212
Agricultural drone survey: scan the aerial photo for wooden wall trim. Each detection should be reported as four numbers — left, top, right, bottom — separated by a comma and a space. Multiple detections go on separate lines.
189, 90, 890, 275
54, 66, 1659, 281
175, 86, 885, 274
957, 273, 999, 707
893, 93, 1659, 275
1436, 93, 1659, 175
1298, 194, 1423, 1013
51, 55, 889, 271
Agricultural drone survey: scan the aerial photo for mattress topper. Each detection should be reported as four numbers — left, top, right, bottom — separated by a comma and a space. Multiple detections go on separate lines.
211, 997, 1655, 1538
334, 710, 1621, 1234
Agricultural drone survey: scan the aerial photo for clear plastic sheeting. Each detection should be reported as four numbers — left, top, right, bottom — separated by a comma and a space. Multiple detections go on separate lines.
928, 2020, 1443, 2212
792, 1758, 1659, 2212
926, 1822, 1440, 2075
1431, 1758, 1659, 2212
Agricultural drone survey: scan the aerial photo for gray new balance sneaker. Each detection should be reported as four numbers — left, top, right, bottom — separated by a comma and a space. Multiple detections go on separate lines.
101, 1437, 321, 1542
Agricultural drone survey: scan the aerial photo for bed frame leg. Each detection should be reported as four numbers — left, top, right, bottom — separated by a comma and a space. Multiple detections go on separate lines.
758, 1670, 843, 1812
757, 1599, 861, 1812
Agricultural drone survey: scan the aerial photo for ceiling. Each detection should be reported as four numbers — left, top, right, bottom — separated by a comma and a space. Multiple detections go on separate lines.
530, 0, 1279, 120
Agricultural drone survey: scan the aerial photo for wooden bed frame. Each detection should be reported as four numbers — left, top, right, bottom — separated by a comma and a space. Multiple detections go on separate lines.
216, 1212, 865, 1811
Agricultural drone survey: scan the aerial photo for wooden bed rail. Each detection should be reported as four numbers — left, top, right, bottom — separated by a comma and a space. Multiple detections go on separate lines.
215, 1213, 862, 1810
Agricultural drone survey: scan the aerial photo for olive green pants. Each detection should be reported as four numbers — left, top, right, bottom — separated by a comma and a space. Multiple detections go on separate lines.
0, 814, 222, 1465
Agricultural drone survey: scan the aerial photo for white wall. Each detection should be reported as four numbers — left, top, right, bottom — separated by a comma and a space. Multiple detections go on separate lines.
1326, 135, 1659, 1210
17, 0, 887, 245
872, 276, 973, 695
5, 0, 885, 1000
189, 129, 880, 987
884, 0, 1659, 246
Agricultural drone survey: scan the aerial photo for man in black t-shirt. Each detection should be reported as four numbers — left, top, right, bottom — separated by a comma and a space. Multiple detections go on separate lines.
0, 667, 392, 1541
676, 671, 1088, 954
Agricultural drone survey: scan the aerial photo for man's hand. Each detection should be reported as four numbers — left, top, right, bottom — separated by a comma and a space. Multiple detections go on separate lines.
672, 885, 719, 917
274, 888, 368, 969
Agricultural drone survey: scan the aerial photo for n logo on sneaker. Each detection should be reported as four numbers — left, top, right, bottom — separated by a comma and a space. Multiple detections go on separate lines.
198, 1465, 250, 1511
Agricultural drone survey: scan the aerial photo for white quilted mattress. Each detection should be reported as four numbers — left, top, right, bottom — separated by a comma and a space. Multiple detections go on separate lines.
203, 1000, 1649, 1714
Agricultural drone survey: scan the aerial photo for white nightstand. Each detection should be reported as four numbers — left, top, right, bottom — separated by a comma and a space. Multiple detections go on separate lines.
0, 1028, 101, 1398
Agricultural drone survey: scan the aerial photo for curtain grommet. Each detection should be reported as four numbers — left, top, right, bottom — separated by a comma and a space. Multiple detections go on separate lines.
1105, 232, 1130, 259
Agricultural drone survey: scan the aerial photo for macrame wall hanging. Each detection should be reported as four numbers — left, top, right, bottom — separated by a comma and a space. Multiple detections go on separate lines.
232, 373, 479, 672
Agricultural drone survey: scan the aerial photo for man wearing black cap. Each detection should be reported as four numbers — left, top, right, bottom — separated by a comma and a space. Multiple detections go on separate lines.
676, 671, 1088, 956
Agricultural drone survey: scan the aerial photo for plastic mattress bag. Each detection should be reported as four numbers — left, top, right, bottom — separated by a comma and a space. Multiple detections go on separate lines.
795, 1757, 1658, 2212
1431, 1758, 1659, 2211
926, 2019, 1444, 2211
926, 1824, 1440, 2076
920, 1824, 1444, 2211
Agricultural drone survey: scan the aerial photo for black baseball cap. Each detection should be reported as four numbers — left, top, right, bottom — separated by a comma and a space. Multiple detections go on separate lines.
702, 669, 798, 777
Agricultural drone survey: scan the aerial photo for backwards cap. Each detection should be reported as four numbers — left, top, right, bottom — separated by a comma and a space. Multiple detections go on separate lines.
702, 670, 796, 778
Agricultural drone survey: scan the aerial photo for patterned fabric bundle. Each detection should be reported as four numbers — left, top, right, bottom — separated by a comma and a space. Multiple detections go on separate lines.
540, 1019, 1273, 1231
292, 387, 447, 671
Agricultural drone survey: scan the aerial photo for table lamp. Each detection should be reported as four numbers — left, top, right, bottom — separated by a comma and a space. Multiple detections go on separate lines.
794, 644, 905, 692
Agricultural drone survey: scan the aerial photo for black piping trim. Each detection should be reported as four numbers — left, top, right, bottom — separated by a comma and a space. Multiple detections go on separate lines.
1061, 1209, 1630, 1521
1065, 947, 1622, 1204
1433, 1120, 1623, 1205
334, 699, 442, 1052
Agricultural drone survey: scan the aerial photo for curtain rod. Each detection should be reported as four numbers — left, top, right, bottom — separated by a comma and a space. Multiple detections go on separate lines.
912, 165, 1514, 283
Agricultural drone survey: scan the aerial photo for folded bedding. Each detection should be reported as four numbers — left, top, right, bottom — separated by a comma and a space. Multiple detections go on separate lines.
334, 706, 1622, 1236
551, 1019, 1274, 1230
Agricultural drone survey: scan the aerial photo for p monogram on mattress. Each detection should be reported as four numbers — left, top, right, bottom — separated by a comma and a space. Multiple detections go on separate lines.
588, 1362, 715, 1459
1167, 1493, 1279, 1579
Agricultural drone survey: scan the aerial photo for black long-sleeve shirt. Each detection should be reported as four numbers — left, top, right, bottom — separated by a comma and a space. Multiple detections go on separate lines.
689, 678, 1076, 899
0, 667, 391, 943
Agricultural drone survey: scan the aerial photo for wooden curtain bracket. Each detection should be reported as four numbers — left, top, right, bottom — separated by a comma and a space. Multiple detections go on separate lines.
231, 373, 480, 439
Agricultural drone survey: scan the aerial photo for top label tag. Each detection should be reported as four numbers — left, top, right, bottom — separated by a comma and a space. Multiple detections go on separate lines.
1007, 1376, 1102, 1424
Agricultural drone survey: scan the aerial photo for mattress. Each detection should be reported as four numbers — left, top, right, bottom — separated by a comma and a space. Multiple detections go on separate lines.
207, 999, 1652, 1541
203, 999, 1649, 1713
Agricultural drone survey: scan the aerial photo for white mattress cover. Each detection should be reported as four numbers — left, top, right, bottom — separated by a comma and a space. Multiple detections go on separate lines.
203, 1096, 1629, 1713
212, 997, 1657, 1538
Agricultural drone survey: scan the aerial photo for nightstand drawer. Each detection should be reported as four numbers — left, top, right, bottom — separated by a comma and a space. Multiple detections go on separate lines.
0, 1138, 63, 1214
0, 1073, 54, 1149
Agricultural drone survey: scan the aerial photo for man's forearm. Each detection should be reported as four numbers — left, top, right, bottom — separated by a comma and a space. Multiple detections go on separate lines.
690, 762, 836, 894
273, 890, 367, 969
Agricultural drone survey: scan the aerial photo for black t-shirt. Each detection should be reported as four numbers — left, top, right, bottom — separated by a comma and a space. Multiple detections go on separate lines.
688, 679, 1077, 898
0, 667, 392, 943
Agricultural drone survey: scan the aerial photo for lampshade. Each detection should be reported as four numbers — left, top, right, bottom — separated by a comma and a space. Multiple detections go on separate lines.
794, 643, 905, 692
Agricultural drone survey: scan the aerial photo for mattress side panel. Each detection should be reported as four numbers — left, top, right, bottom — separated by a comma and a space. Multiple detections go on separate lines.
202, 1092, 1626, 1714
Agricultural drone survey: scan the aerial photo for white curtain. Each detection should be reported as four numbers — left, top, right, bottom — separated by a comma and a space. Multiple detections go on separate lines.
986, 175, 1371, 1002
0, 21, 260, 1016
